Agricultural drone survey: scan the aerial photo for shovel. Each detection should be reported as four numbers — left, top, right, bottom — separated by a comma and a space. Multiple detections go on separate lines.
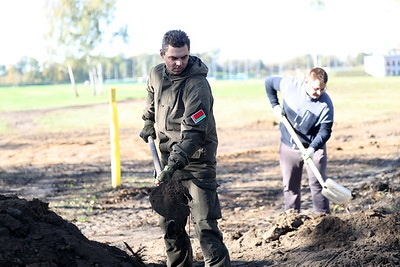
147, 136, 192, 221
279, 115, 352, 204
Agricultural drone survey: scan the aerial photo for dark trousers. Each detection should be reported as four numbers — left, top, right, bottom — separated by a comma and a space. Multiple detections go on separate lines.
159, 179, 231, 267
279, 142, 330, 213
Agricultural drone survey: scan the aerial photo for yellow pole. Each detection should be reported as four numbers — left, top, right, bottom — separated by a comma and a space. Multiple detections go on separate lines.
109, 87, 121, 188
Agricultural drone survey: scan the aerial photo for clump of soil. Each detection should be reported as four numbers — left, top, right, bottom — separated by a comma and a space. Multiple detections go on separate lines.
0, 194, 144, 267
149, 179, 192, 221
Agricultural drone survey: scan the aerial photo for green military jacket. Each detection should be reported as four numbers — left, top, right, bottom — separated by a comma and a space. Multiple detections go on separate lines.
142, 56, 218, 182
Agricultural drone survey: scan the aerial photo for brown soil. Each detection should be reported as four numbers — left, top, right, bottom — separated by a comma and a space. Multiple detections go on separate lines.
1, 99, 399, 266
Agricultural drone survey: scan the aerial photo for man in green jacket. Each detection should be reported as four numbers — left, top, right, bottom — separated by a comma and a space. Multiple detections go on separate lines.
140, 30, 231, 267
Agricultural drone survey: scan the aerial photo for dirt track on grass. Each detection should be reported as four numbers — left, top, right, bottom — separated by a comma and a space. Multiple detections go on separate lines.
1, 99, 400, 266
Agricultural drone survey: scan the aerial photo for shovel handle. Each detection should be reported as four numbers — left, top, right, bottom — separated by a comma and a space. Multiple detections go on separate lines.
148, 136, 163, 176
279, 115, 326, 187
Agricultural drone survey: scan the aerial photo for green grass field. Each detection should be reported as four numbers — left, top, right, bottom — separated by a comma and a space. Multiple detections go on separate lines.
1, 76, 399, 133
0, 83, 146, 112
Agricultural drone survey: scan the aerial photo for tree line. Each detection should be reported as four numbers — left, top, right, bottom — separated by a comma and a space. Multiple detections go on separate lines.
0, 0, 368, 87
0, 52, 366, 86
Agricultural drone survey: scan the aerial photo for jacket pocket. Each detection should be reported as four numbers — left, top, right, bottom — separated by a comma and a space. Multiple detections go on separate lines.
166, 107, 184, 131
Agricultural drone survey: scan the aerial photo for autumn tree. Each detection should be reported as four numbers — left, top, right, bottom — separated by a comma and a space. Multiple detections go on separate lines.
45, 0, 127, 96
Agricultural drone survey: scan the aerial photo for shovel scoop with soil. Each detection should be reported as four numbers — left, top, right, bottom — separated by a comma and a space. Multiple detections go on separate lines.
147, 136, 193, 224
149, 179, 193, 223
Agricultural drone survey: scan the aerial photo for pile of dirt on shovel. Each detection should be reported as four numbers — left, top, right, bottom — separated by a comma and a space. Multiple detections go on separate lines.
0, 194, 145, 267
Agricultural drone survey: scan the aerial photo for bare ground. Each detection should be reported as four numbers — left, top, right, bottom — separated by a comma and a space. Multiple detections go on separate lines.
0, 99, 400, 266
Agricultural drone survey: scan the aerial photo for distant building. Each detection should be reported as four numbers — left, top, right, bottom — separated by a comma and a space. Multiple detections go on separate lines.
364, 54, 400, 77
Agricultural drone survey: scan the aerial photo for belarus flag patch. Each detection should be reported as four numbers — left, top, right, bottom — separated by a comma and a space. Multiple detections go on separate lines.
191, 109, 206, 124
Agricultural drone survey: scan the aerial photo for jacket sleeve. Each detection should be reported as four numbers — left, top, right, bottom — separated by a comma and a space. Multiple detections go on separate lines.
265, 76, 282, 107
309, 94, 334, 150
168, 77, 212, 170
141, 68, 156, 122
309, 122, 333, 150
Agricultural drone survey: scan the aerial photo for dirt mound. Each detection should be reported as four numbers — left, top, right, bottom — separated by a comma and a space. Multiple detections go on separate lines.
2, 194, 399, 267
229, 209, 400, 266
0, 194, 145, 267
1, 101, 400, 265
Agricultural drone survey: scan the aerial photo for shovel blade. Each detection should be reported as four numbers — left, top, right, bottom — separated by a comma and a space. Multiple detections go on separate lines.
322, 178, 352, 204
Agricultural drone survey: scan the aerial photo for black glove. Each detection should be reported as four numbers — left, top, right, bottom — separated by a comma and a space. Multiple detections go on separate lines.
139, 120, 156, 143
155, 166, 175, 185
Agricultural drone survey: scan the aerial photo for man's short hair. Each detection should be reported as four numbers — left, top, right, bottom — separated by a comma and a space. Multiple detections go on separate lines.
309, 67, 328, 84
161, 30, 190, 53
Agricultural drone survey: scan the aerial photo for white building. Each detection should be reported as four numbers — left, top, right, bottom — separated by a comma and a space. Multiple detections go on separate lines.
364, 54, 400, 78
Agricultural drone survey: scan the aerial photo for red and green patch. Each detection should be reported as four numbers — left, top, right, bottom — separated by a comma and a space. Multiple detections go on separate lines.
191, 109, 206, 124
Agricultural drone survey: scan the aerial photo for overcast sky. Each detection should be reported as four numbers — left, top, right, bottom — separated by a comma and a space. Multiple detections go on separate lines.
1, 0, 399, 65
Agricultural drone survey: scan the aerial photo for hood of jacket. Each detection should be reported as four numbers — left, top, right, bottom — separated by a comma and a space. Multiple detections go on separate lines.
166, 55, 208, 82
